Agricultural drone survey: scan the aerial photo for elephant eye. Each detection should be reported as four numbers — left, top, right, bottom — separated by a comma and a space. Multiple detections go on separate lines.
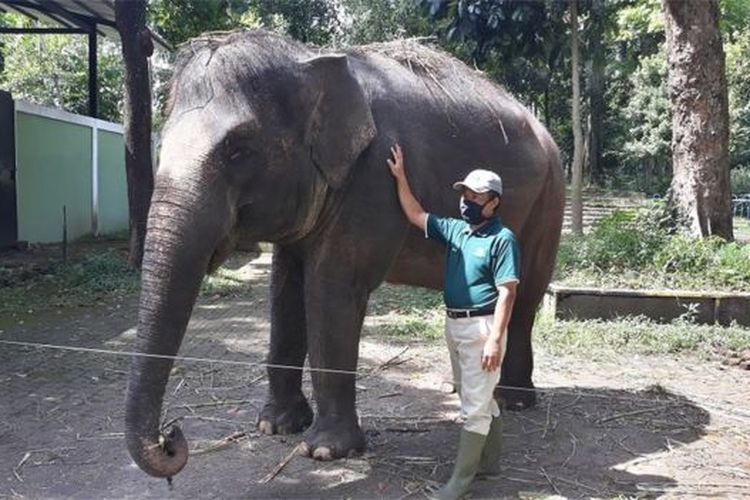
224, 143, 254, 165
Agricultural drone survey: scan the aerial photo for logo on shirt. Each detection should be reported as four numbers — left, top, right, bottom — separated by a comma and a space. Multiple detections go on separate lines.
473, 247, 487, 258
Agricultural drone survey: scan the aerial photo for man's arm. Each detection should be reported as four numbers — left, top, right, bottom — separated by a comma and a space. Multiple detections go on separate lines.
387, 144, 427, 231
481, 281, 518, 372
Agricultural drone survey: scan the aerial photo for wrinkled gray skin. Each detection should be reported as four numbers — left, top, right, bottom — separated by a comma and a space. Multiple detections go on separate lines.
125, 30, 564, 478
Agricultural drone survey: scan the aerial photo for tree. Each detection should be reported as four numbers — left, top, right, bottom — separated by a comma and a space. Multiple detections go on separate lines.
339, 0, 432, 45
586, 0, 606, 183
249, 0, 340, 46
149, 0, 243, 46
617, 49, 672, 194
569, 0, 584, 235
115, 0, 155, 268
662, 0, 733, 239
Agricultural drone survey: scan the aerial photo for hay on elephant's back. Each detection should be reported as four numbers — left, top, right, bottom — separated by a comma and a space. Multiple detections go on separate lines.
354, 38, 510, 137
355, 38, 472, 102
355, 38, 453, 75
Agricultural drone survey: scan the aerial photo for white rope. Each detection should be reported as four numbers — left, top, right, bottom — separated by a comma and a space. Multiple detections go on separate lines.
0, 339, 357, 375
2, 338, 750, 423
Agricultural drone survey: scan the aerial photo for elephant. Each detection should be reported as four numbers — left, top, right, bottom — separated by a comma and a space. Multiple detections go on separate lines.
125, 29, 564, 478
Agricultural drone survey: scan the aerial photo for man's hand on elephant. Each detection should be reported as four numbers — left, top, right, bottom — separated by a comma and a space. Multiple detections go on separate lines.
387, 144, 406, 180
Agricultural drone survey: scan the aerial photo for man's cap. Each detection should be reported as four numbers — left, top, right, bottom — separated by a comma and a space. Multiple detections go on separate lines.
452, 169, 503, 196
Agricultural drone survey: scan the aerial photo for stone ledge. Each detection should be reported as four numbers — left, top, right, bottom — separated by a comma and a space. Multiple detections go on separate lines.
545, 284, 750, 327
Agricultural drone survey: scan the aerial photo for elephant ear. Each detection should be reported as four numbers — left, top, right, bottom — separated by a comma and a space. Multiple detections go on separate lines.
301, 54, 376, 189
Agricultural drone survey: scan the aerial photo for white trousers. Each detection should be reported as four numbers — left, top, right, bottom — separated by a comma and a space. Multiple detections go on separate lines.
445, 315, 502, 436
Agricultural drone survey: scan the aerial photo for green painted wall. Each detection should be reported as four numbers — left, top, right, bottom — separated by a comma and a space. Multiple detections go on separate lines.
16, 113, 92, 243
97, 130, 128, 236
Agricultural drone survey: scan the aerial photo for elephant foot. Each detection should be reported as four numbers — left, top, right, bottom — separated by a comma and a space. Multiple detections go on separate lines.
495, 383, 537, 411
300, 414, 366, 461
258, 394, 313, 435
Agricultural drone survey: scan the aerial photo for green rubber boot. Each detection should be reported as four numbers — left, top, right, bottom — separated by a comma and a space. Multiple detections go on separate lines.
434, 430, 486, 500
477, 417, 503, 479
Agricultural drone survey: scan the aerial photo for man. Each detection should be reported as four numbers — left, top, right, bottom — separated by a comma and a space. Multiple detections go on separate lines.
387, 144, 519, 499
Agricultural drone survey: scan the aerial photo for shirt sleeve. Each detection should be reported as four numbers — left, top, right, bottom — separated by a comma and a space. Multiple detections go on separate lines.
425, 214, 459, 246
492, 234, 521, 285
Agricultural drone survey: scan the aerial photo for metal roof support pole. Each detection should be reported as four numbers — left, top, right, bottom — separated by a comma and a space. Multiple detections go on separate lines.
91, 122, 99, 236
88, 27, 98, 118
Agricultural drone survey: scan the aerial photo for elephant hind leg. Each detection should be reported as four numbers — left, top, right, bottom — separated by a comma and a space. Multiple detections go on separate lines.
258, 246, 313, 435
499, 159, 564, 410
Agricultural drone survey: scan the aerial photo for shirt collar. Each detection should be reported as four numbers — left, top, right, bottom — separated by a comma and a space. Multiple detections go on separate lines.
463, 217, 502, 237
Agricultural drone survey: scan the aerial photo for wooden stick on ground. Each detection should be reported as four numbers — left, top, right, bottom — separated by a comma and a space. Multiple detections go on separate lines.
596, 404, 672, 424
190, 432, 246, 457
259, 442, 304, 484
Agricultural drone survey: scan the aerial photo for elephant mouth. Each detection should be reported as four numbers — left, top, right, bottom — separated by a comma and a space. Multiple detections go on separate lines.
206, 233, 239, 274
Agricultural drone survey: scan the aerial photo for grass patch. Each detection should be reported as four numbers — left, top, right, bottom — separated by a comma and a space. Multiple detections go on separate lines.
535, 308, 750, 358
0, 249, 139, 323
364, 283, 444, 341
200, 266, 255, 297
0, 248, 260, 326
364, 284, 750, 358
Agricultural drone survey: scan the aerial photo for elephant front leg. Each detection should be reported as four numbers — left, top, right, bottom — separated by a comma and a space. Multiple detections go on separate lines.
258, 247, 313, 435
300, 278, 368, 461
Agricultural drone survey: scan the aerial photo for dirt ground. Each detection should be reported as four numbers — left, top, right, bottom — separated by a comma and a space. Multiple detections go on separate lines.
1, 253, 749, 499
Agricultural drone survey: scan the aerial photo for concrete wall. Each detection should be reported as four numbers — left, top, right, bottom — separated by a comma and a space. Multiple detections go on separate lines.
13, 101, 129, 243
96, 130, 128, 236
16, 111, 93, 243
545, 285, 750, 327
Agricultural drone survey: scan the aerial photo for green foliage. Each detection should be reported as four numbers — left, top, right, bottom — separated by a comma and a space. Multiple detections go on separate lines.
603, 46, 672, 194
719, 0, 750, 37
653, 235, 750, 289
0, 13, 124, 122
149, 0, 340, 47
583, 210, 663, 268
148, 0, 242, 46
732, 167, 750, 194
249, 0, 340, 46
619, 50, 671, 163
556, 204, 750, 291
613, 0, 663, 44
726, 31, 750, 168
339, 0, 434, 45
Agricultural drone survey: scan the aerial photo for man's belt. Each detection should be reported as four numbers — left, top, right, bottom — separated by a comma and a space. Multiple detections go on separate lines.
445, 307, 495, 319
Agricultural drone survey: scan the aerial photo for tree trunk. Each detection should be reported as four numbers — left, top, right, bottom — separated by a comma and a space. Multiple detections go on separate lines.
587, 0, 605, 184
663, 0, 733, 240
115, 0, 155, 268
570, 0, 584, 236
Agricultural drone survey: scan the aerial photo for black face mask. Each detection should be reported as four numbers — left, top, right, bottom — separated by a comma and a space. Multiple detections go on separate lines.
460, 197, 491, 225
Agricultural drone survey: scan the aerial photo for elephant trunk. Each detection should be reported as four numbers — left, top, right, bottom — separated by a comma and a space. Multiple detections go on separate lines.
125, 181, 229, 478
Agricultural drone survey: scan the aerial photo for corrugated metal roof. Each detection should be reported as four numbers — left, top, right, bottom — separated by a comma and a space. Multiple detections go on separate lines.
0, 0, 170, 49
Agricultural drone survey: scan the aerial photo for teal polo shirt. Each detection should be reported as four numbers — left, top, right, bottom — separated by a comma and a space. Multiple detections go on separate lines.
426, 214, 520, 310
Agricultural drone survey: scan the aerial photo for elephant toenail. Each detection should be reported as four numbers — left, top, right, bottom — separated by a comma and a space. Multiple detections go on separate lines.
298, 442, 312, 457
312, 446, 333, 461
258, 420, 275, 435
